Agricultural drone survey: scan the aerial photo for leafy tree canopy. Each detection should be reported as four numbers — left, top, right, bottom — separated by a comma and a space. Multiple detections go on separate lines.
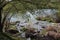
3, 0, 60, 13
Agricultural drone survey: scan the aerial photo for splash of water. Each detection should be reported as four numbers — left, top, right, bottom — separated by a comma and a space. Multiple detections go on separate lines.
25, 11, 49, 30
26, 11, 37, 24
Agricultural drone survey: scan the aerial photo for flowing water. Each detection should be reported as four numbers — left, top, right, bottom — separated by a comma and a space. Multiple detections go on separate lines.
10, 9, 57, 37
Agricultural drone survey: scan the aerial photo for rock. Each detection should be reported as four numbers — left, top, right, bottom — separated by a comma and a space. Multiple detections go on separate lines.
7, 29, 19, 34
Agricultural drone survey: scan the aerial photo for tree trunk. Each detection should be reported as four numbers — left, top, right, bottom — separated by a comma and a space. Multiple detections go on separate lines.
0, 7, 3, 32
0, 6, 15, 40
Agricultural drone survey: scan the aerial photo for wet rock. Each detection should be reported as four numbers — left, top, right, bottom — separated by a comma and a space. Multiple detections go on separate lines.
7, 29, 19, 34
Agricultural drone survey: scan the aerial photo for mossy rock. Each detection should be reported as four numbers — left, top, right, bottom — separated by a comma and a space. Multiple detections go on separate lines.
20, 27, 28, 32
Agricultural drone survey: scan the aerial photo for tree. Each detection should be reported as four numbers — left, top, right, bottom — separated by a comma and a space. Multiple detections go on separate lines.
0, 0, 18, 40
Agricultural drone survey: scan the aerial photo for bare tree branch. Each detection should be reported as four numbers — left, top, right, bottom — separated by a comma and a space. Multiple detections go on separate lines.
3, 3, 19, 32
2, 3, 18, 27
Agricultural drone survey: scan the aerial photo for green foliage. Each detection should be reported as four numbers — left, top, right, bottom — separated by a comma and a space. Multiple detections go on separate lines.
36, 17, 54, 22
3, 4, 12, 11
3, 0, 60, 13
24, 3, 37, 10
